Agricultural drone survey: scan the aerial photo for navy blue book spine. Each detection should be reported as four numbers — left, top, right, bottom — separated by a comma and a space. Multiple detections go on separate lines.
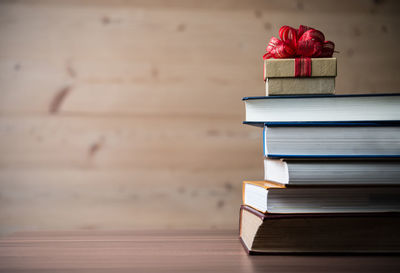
244, 121, 400, 128
242, 93, 400, 101
266, 154, 400, 159
261, 123, 400, 158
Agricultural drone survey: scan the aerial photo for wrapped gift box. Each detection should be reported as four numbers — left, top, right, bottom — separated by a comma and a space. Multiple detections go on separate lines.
264, 58, 337, 96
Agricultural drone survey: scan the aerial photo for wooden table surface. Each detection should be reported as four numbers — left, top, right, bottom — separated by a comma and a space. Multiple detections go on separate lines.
1, 230, 400, 273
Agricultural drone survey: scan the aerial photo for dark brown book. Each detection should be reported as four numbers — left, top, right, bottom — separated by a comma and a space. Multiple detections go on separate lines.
239, 205, 400, 254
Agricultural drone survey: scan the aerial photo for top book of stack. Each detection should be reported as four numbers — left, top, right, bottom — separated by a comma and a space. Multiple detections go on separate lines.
264, 58, 337, 96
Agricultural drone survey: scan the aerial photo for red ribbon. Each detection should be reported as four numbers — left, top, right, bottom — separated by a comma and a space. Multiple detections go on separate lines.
294, 57, 312, 77
263, 25, 335, 60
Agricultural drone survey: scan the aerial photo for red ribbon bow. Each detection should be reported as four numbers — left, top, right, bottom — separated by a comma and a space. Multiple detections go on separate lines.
263, 25, 335, 60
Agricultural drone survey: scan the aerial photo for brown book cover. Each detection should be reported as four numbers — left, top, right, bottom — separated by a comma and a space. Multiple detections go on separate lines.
239, 205, 400, 254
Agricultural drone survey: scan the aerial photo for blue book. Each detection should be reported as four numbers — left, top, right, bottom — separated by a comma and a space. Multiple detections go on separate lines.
261, 122, 400, 158
243, 93, 400, 126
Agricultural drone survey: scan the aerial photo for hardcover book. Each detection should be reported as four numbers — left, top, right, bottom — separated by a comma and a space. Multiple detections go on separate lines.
242, 181, 400, 214
261, 122, 400, 158
239, 205, 400, 254
264, 158, 400, 185
243, 94, 400, 123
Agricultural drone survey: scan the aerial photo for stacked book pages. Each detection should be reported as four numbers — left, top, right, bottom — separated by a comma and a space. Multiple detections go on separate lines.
240, 26, 400, 254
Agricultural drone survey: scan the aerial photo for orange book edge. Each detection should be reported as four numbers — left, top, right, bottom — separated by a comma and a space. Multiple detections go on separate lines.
242, 181, 286, 209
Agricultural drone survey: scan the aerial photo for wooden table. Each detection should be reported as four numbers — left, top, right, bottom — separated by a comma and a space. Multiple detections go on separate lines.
1, 230, 400, 272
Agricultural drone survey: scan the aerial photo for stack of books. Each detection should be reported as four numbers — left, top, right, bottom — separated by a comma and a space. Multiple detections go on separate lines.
239, 57, 400, 254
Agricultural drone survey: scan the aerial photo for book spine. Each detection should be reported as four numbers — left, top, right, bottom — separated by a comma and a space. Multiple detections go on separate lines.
267, 154, 400, 159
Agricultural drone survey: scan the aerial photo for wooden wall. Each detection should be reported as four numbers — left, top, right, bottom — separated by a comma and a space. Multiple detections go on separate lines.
0, 0, 399, 234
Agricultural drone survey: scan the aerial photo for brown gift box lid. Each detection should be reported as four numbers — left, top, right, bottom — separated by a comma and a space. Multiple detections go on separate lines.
264, 57, 337, 80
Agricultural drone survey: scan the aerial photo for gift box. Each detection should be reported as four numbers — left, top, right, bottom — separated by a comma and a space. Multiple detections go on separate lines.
264, 58, 337, 95
262, 25, 337, 96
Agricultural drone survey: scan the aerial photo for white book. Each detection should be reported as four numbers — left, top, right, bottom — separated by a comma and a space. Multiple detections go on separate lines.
243, 94, 400, 123
264, 158, 400, 185
262, 124, 400, 157
243, 181, 400, 214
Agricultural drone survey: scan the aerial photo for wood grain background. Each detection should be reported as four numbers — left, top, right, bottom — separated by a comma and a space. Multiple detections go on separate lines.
0, 0, 400, 234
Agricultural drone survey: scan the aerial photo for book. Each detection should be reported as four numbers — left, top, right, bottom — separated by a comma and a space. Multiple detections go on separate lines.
239, 205, 400, 254
266, 77, 335, 96
261, 123, 400, 158
243, 94, 400, 124
242, 181, 400, 214
264, 158, 400, 185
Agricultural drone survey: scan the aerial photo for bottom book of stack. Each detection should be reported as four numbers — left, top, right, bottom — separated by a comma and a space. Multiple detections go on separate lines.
239, 205, 400, 254
239, 181, 400, 254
